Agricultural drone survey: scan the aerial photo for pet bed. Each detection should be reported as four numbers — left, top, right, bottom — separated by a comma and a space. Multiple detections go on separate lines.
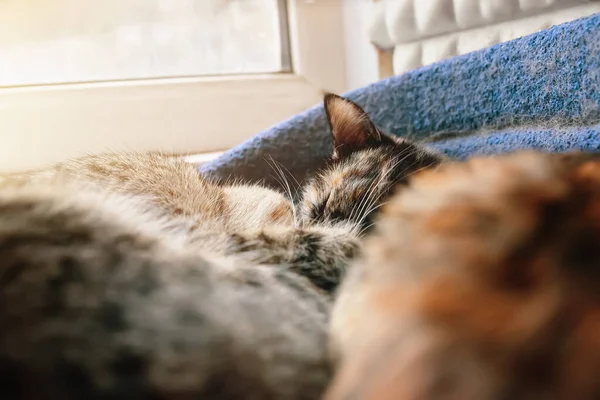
200, 13, 600, 188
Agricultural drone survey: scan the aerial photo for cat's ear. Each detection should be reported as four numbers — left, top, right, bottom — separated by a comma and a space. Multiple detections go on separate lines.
324, 93, 382, 159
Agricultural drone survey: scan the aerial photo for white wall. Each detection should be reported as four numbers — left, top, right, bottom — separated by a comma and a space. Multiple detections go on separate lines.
342, 0, 379, 91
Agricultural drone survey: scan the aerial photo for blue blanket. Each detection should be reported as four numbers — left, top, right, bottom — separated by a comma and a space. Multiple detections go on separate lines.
201, 14, 600, 187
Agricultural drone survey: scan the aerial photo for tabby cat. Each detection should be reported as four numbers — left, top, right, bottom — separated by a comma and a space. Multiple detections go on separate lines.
327, 151, 600, 399
0, 94, 441, 398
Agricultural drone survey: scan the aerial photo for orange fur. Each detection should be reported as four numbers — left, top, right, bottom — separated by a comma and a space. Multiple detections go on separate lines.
328, 152, 600, 400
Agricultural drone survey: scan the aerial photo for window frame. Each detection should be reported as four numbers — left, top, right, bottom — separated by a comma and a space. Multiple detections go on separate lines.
0, 0, 377, 173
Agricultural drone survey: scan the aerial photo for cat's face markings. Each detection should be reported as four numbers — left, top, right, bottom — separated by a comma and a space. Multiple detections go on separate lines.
300, 95, 443, 233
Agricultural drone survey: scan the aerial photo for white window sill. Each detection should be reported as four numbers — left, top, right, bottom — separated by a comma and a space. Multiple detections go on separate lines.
0, 73, 321, 173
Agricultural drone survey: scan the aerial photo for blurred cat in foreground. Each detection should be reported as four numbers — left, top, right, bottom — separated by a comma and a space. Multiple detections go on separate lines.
328, 150, 600, 400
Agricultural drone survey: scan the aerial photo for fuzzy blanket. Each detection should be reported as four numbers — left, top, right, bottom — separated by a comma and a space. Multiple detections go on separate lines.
200, 13, 600, 188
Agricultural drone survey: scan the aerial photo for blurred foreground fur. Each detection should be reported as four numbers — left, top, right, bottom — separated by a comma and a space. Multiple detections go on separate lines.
328, 151, 600, 400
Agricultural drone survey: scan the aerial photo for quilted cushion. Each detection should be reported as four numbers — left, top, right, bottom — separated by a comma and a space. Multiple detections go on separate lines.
372, 0, 595, 46
393, 3, 600, 73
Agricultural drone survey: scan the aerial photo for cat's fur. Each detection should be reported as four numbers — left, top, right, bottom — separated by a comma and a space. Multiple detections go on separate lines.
0, 94, 441, 398
327, 151, 600, 400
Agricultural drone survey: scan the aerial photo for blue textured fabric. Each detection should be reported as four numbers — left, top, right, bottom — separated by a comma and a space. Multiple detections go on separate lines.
201, 14, 600, 187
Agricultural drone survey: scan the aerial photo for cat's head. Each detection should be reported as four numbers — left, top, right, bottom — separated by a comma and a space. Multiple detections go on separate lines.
299, 94, 442, 232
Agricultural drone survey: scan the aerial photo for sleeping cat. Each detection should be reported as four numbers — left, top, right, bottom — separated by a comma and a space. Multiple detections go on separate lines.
327, 151, 600, 400
0, 94, 441, 398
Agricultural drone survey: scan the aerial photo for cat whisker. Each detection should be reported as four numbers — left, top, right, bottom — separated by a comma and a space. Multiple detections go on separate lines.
353, 157, 400, 224
401, 160, 439, 182
353, 154, 407, 224
351, 176, 378, 223
356, 222, 376, 237
357, 173, 403, 228
266, 157, 299, 227
276, 161, 301, 194
356, 191, 387, 230
271, 158, 303, 221
266, 160, 291, 203
361, 201, 388, 225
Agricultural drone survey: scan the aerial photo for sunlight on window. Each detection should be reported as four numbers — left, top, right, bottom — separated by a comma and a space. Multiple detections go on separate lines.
0, 0, 289, 86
